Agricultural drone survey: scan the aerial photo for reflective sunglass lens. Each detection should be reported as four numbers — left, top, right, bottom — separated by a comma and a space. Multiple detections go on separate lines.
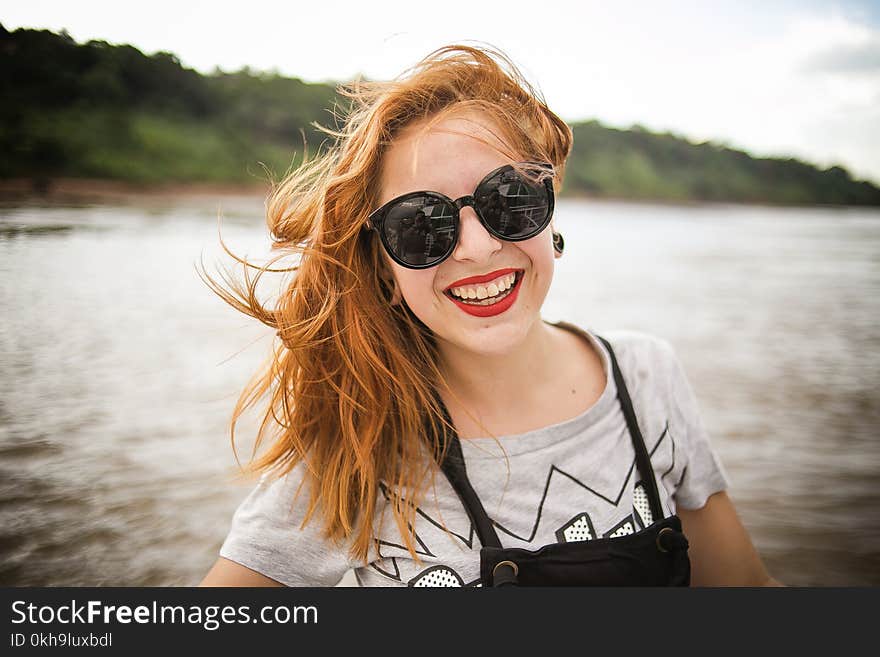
382, 196, 456, 267
476, 169, 550, 239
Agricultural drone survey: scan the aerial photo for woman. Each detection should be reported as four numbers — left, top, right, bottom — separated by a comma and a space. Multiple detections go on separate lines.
200, 44, 781, 587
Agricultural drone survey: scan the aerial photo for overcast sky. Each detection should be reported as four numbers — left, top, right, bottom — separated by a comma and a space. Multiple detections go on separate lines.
5, 0, 880, 183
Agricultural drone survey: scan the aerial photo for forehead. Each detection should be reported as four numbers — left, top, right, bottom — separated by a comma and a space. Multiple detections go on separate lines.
378, 110, 517, 203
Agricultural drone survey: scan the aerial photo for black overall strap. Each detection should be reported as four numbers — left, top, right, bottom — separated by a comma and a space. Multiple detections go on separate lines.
430, 389, 504, 549
594, 334, 665, 523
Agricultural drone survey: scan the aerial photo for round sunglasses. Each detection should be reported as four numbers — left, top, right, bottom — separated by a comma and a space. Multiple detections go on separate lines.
364, 161, 555, 269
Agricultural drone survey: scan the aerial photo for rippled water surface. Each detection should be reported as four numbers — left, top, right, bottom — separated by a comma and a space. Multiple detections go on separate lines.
1, 195, 878, 586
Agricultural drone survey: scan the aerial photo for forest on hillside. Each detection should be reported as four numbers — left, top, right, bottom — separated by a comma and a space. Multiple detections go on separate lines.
2, 24, 878, 206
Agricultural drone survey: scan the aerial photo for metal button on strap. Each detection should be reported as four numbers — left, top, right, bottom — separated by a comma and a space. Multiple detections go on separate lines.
493, 560, 518, 577
492, 560, 519, 586
656, 527, 675, 553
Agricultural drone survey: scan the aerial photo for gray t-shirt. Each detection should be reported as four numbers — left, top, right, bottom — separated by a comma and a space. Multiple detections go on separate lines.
218, 324, 730, 587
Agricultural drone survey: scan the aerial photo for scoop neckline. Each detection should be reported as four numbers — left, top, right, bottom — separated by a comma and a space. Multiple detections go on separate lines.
457, 321, 618, 459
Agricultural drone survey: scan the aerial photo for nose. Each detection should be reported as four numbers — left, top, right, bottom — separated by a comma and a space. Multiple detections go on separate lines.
452, 206, 502, 262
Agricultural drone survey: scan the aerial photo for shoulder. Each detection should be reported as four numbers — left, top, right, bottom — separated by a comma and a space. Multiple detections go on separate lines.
232, 463, 309, 522
587, 326, 693, 418
549, 321, 681, 392
219, 461, 358, 586
593, 327, 679, 378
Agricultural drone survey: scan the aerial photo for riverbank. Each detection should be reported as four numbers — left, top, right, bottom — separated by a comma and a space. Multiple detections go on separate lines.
0, 178, 271, 205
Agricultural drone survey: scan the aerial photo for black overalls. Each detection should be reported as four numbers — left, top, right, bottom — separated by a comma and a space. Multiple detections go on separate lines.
430, 330, 692, 587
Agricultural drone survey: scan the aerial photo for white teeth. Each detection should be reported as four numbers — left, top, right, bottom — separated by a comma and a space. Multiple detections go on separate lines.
448, 272, 519, 302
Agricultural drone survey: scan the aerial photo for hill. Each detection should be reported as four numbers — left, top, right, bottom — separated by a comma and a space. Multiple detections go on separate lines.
2, 25, 878, 205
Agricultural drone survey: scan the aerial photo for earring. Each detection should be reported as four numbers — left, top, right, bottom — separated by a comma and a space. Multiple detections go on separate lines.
552, 230, 565, 256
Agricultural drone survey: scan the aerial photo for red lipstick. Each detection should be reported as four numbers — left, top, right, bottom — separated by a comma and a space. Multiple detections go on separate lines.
444, 270, 524, 318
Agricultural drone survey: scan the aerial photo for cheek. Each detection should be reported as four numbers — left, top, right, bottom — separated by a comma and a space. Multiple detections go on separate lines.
521, 230, 556, 274
517, 233, 556, 309
390, 263, 438, 310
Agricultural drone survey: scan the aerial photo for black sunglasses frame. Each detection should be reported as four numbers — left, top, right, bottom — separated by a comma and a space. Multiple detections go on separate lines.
364, 161, 556, 270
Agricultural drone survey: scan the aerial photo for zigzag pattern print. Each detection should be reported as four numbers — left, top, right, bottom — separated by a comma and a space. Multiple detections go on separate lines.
369, 422, 675, 586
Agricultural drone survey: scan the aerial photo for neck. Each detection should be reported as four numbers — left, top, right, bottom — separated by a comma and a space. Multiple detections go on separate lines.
435, 318, 560, 412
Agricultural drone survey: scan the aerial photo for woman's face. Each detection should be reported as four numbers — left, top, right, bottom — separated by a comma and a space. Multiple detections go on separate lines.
377, 110, 558, 358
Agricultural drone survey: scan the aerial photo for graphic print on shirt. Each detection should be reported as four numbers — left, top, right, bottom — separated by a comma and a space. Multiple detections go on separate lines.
370, 421, 676, 586
632, 481, 654, 529
408, 564, 466, 587
631, 426, 679, 530
542, 421, 674, 545
603, 514, 637, 538
372, 481, 481, 586
556, 479, 654, 543
555, 511, 597, 542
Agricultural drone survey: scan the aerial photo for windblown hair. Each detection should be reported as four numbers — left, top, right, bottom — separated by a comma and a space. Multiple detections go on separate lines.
203, 44, 573, 566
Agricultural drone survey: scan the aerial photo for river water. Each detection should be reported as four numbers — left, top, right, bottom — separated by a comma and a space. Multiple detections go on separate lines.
1, 194, 877, 586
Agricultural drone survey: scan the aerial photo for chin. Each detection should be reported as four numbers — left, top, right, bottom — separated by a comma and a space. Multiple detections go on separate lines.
442, 318, 532, 356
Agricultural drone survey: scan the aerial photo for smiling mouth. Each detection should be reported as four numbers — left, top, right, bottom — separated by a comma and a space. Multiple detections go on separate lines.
444, 270, 524, 306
